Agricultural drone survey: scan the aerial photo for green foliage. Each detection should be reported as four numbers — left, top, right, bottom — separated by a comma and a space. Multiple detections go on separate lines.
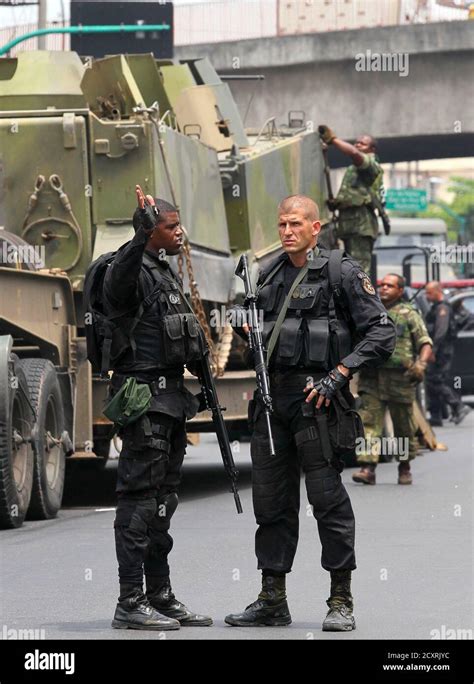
447, 176, 474, 218
413, 175, 474, 238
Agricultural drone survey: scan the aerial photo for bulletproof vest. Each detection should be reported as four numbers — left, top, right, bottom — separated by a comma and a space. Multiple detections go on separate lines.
425, 300, 456, 343
114, 253, 202, 372
256, 250, 353, 371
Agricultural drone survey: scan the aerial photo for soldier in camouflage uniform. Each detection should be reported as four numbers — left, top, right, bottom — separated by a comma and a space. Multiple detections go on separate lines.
352, 274, 432, 485
318, 126, 384, 274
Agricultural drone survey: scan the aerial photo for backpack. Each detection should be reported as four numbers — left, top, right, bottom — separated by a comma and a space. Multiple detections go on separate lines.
83, 250, 192, 377
83, 251, 126, 377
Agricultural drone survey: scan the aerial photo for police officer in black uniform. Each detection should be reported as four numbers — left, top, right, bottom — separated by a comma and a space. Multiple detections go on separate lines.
103, 187, 212, 630
225, 195, 396, 631
425, 281, 470, 426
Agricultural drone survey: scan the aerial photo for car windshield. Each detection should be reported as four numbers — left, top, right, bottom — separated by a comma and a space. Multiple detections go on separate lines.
374, 234, 445, 265
460, 296, 474, 314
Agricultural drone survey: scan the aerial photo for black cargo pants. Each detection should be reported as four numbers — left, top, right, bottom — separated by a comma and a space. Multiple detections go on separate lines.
425, 351, 463, 420
249, 371, 356, 574
114, 411, 187, 586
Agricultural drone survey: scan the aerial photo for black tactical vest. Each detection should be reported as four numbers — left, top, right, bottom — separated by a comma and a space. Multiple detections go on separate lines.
425, 300, 457, 344
256, 249, 353, 371
114, 253, 202, 372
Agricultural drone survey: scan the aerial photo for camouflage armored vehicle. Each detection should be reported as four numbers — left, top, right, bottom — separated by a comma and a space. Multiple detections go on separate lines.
0, 50, 328, 528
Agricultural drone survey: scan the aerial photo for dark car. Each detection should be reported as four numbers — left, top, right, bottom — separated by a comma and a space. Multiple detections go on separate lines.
447, 289, 474, 399
411, 288, 474, 400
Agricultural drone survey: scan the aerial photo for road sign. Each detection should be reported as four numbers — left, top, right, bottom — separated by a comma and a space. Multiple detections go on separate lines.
385, 188, 427, 212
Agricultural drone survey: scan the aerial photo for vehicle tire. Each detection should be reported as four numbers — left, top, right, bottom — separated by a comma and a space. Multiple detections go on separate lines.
18, 359, 66, 520
0, 360, 34, 528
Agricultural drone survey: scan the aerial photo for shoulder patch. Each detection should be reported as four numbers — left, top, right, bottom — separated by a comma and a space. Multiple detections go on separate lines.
361, 276, 376, 295
439, 307, 447, 316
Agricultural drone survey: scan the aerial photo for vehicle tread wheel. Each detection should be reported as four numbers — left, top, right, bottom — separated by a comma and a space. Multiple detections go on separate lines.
0, 361, 34, 528
19, 359, 66, 520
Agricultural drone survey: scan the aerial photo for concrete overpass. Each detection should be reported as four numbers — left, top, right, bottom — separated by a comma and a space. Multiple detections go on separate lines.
175, 21, 474, 165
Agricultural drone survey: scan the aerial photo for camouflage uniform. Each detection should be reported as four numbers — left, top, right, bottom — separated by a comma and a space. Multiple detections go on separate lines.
357, 301, 432, 464
335, 152, 383, 274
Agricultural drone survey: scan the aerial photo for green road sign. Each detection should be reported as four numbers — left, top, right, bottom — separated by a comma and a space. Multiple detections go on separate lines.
386, 188, 427, 212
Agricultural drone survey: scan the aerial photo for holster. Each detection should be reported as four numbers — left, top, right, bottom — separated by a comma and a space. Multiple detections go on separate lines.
297, 408, 343, 472
298, 390, 364, 465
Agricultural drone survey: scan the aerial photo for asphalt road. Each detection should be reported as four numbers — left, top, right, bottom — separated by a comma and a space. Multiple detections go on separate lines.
1, 415, 472, 641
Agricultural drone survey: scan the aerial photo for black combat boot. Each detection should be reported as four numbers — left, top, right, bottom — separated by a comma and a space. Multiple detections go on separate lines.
352, 463, 376, 485
322, 570, 356, 632
398, 460, 412, 485
112, 583, 180, 630
452, 404, 471, 425
224, 574, 292, 627
146, 576, 213, 626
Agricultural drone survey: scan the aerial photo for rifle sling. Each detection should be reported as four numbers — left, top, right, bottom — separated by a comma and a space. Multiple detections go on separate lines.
266, 261, 310, 364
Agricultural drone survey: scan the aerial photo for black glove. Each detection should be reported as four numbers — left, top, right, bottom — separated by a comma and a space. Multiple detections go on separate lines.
229, 304, 250, 341
194, 391, 208, 413
138, 203, 159, 234
318, 124, 336, 145
314, 367, 348, 401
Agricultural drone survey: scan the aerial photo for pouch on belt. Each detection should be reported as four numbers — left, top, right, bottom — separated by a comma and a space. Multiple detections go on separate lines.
103, 376, 152, 428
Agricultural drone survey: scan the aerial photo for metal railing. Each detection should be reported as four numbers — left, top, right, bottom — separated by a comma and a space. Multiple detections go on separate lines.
0, 0, 469, 55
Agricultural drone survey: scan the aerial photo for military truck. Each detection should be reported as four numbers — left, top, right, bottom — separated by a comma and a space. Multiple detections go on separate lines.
0, 50, 328, 528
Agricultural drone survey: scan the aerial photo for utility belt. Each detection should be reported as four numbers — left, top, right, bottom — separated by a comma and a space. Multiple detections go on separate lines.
105, 373, 185, 432
111, 372, 185, 394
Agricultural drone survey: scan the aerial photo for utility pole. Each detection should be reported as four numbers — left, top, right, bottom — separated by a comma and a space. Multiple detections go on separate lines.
37, 0, 47, 49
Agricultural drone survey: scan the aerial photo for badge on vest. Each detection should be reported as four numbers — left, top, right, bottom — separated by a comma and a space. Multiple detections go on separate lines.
358, 273, 375, 295
169, 293, 181, 305
292, 285, 316, 299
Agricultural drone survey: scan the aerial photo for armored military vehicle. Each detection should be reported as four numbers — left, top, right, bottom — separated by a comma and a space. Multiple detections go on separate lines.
0, 50, 328, 527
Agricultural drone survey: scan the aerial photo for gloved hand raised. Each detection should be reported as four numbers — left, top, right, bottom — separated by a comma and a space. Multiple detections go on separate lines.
318, 125, 337, 145
135, 184, 160, 234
